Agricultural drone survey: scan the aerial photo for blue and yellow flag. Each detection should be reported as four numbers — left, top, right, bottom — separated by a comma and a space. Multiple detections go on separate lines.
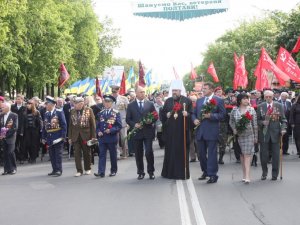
85, 78, 96, 96
126, 67, 134, 88
68, 80, 82, 94
78, 77, 90, 94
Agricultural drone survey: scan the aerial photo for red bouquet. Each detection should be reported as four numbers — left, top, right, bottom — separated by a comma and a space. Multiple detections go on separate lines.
126, 111, 158, 140
236, 111, 253, 134
201, 98, 217, 115
107, 124, 113, 129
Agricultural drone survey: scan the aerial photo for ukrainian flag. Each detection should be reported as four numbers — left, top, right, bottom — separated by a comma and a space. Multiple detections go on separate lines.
126, 67, 134, 88
101, 79, 109, 94
145, 69, 152, 87
69, 80, 82, 94
85, 78, 96, 96
77, 77, 90, 94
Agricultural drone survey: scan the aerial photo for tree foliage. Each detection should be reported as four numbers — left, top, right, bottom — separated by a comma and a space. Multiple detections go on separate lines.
0, 0, 120, 97
183, 6, 300, 91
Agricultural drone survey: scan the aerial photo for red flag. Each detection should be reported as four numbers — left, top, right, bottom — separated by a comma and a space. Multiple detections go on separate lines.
138, 61, 146, 87
254, 56, 270, 91
207, 62, 219, 82
254, 48, 290, 90
233, 53, 248, 89
276, 47, 300, 83
119, 71, 126, 95
58, 63, 70, 88
190, 63, 197, 80
95, 77, 102, 97
291, 36, 300, 53
173, 67, 180, 80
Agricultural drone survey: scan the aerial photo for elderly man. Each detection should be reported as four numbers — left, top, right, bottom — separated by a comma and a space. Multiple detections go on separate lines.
278, 92, 292, 155
257, 90, 287, 181
69, 97, 96, 177
42, 97, 67, 177
111, 84, 129, 159
160, 80, 193, 180
0, 102, 18, 175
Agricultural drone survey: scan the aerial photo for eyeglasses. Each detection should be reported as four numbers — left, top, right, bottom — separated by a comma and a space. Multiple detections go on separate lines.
264, 96, 273, 98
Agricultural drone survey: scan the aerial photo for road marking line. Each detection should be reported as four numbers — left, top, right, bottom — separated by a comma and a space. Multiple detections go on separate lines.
187, 177, 207, 225
176, 180, 192, 225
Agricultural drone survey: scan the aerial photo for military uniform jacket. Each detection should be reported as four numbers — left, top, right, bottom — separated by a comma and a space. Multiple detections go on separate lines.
257, 101, 287, 143
96, 108, 122, 144
42, 109, 67, 145
68, 107, 96, 142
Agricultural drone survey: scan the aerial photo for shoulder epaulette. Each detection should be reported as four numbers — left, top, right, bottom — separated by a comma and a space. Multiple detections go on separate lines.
112, 108, 119, 113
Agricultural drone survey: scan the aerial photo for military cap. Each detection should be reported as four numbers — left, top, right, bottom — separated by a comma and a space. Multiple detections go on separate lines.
103, 95, 116, 103
45, 96, 56, 105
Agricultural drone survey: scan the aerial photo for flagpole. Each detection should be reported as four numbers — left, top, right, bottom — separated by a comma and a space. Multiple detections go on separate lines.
183, 103, 187, 180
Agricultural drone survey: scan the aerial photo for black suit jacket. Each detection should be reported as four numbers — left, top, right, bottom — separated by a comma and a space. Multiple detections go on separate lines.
11, 104, 26, 134
0, 112, 18, 144
278, 99, 292, 120
126, 100, 157, 140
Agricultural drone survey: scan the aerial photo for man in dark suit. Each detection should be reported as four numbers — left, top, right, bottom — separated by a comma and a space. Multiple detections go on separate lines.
11, 94, 26, 163
278, 92, 292, 155
0, 102, 18, 175
257, 90, 287, 181
126, 86, 157, 180
42, 97, 67, 177
192, 82, 226, 184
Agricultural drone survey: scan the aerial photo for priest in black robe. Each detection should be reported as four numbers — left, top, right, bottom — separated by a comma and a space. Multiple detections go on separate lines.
161, 80, 193, 180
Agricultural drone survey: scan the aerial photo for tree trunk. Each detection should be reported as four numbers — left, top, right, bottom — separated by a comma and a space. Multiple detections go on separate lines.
58, 87, 61, 97
51, 83, 55, 97
46, 83, 50, 96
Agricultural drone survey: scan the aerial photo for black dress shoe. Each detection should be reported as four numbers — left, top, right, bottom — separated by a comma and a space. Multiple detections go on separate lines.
261, 175, 267, 180
9, 170, 17, 175
190, 159, 196, 162
48, 171, 55, 176
137, 174, 145, 180
218, 159, 224, 165
149, 174, 155, 180
198, 173, 207, 180
283, 152, 290, 155
109, 172, 116, 177
2, 171, 8, 175
94, 173, 105, 177
271, 177, 277, 181
207, 177, 218, 184
52, 171, 61, 177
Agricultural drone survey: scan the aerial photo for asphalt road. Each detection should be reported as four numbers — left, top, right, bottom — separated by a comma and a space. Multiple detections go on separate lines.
1, 142, 300, 225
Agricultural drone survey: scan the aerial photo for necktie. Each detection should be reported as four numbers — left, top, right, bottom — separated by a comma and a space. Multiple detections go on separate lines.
106, 109, 109, 115
283, 101, 286, 112
139, 101, 143, 111
267, 104, 271, 112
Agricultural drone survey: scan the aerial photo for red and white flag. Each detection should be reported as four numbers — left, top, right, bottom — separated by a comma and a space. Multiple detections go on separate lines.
207, 62, 219, 83
119, 71, 126, 95
291, 36, 300, 53
58, 63, 70, 88
190, 63, 197, 80
276, 47, 300, 83
95, 77, 102, 97
173, 67, 180, 80
138, 60, 146, 87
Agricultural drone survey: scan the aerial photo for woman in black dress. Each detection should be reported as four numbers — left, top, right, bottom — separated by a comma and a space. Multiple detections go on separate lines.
22, 100, 42, 163
290, 95, 300, 157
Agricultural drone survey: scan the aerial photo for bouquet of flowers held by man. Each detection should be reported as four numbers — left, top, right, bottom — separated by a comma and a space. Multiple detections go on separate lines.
172, 102, 182, 120
126, 111, 159, 140
0, 127, 9, 139
194, 98, 217, 130
236, 111, 253, 134
262, 106, 279, 136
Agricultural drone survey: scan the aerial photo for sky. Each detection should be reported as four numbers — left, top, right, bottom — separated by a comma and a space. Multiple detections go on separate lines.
93, 0, 300, 81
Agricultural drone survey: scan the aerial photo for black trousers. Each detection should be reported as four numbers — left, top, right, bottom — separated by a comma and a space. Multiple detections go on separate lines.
133, 138, 155, 175
3, 141, 17, 173
15, 134, 25, 161
156, 132, 165, 148
282, 128, 290, 153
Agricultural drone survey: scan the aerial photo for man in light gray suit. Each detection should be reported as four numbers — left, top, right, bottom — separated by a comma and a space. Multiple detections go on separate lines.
0, 102, 18, 175
257, 90, 287, 181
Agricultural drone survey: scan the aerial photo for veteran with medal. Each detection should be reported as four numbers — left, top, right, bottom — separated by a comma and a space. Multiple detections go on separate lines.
68, 97, 96, 177
94, 95, 122, 177
42, 97, 67, 177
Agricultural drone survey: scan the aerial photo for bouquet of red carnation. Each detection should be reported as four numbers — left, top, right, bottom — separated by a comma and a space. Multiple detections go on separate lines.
201, 98, 217, 115
172, 102, 182, 119
236, 111, 253, 134
126, 111, 158, 140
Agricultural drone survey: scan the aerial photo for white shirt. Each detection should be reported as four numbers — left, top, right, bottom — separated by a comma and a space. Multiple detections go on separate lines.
137, 99, 145, 108
267, 102, 273, 109
204, 94, 214, 104
4, 111, 10, 125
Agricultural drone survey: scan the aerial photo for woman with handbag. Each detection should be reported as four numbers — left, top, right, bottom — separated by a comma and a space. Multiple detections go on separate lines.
229, 93, 258, 183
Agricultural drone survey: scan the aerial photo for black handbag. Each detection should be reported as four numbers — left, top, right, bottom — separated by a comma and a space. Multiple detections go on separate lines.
233, 135, 242, 155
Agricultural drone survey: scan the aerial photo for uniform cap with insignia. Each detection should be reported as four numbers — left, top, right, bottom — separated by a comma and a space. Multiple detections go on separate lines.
103, 95, 116, 103
45, 96, 56, 105
74, 97, 84, 104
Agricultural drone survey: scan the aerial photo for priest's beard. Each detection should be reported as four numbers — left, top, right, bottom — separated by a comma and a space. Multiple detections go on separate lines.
172, 94, 181, 100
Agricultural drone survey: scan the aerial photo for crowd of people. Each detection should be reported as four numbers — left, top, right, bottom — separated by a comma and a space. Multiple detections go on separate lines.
0, 80, 299, 184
